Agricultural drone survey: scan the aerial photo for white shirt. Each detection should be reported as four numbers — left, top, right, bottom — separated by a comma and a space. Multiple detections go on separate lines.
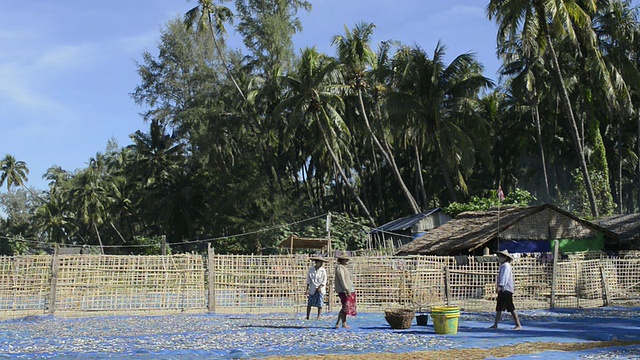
306, 266, 327, 295
496, 262, 515, 293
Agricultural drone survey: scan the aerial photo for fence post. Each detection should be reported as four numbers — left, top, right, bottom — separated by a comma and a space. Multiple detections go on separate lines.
207, 243, 216, 313
599, 263, 610, 306
444, 266, 451, 306
550, 240, 559, 308
161, 235, 167, 256
49, 244, 60, 315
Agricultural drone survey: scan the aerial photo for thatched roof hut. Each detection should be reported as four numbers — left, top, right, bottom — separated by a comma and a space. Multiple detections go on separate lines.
594, 213, 640, 249
396, 204, 618, 256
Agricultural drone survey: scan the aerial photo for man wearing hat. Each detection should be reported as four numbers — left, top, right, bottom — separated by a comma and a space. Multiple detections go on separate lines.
306, 256, 328, 320
491, 250, 522, 330
334, 254, 356, 328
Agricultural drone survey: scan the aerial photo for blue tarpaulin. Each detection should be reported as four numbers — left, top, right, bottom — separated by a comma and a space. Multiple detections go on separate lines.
499, 240, 551, 253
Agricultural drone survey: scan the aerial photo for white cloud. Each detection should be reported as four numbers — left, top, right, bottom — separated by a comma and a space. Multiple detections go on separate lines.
0, 29, 34, 41
34, 44, 98, 71
447, 5, 485, 18
116, 29, 161, 55
0, 62, 65, 114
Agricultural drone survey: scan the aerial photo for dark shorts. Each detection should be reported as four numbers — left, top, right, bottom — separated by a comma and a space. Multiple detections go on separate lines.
496, 290, 515, 312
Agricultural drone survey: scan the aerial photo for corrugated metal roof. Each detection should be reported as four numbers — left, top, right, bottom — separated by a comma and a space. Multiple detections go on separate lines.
370, 208, 442, 234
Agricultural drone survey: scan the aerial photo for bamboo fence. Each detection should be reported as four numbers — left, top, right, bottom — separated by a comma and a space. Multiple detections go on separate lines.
1, 247, 639, 319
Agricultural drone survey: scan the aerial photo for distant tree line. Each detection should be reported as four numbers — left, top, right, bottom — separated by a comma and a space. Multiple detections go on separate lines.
1, 0, 639, 255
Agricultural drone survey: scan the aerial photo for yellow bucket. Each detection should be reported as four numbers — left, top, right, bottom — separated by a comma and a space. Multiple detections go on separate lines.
431, 306, 460, 335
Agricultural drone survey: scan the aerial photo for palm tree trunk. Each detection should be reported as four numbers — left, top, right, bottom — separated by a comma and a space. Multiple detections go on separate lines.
371, 144, 386, 221
531, 92, 551, 203
357, 89, 421, 214
110, 222, 127, 243
318, 113, 377, 226
637, 111, 640, 211
207, 14, 246, 102
414, 144, 428, 208
544, 33, 599, 217
618, 121, 623, 213
93, 222, 105, 255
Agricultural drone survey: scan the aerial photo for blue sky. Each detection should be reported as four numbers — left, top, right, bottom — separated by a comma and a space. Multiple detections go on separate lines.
1, 0, 500, 191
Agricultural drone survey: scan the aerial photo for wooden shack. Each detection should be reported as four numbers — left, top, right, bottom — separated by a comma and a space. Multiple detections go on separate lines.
369, 208, 451, 249
278, 235, 331, 256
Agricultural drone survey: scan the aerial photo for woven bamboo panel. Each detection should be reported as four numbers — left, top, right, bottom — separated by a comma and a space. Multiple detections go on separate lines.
0, 253, 629, 318
410, 256, 450, 311
347, 257, 413, 311
411, 256, 451, 311
577, 260, 605, 306
513, 258, 553, 310
54, 254, 206, 312
0, 256, 51, 311
210, 254, 308, 312
605, 258, 640, 303
553, 261, 580, 308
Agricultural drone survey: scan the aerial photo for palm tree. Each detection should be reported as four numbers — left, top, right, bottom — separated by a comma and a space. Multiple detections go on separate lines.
35, 189, 75, 244
127, 120, 185, 186
592, 0, 640, 212
184, 0, 247, 101
498, 37, 552, 202
0, 154, 29, 191
43, 165, 72, 190
487, 0, 600, 217
275, 47, 377, 226
332, 22, 421, 214
389, 43, 494, 203
70, 166, 107, 253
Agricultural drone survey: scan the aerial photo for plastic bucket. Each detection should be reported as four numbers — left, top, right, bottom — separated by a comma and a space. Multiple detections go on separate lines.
431, 306, 460, 334
415, 314, 429, 326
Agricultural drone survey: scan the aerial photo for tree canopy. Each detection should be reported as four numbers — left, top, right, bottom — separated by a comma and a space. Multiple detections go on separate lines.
1, 0, 639, 255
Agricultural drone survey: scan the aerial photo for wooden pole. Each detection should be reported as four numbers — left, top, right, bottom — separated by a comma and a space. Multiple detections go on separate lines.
161, 235, 167, 256
327, 212, 332, 257
327, 212, 332, 312
290, 235, 293, 255
551, 240, 559, 308
444, 266, 451, 306
207, 243, 216, 313
49, 244, 60, 315
599, 263, 610, 306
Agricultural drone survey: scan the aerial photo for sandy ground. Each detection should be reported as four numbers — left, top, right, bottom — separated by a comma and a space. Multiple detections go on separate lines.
266, 340, 640, 359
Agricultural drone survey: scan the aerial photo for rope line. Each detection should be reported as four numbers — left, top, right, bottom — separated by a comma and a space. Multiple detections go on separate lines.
0, 213, 330, 250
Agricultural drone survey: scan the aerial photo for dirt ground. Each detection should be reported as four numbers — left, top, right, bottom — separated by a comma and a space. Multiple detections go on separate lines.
266, 340, 640, 359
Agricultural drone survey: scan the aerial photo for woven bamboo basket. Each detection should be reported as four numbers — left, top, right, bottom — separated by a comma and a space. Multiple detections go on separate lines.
384, 308, 415, 329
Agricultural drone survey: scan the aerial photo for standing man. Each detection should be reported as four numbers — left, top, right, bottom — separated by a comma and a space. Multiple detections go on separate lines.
334, 254, 356, 328
491, 250, 522, 330
306, 256, 328, 320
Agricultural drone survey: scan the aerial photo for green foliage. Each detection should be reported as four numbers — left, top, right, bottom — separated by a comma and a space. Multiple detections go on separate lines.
127, 236, 165, 255
4, 1, 640, 256
327, 214, 370, 251
558, 168, 615, 219
256, 213, 369, 254
443, 188, 535, 217
0, 235, 30, 255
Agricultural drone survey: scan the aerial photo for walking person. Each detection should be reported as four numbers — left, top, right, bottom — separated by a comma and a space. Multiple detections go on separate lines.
334, 254, 356, 328
491, 250, 522, 330
306, 256, 328, 320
